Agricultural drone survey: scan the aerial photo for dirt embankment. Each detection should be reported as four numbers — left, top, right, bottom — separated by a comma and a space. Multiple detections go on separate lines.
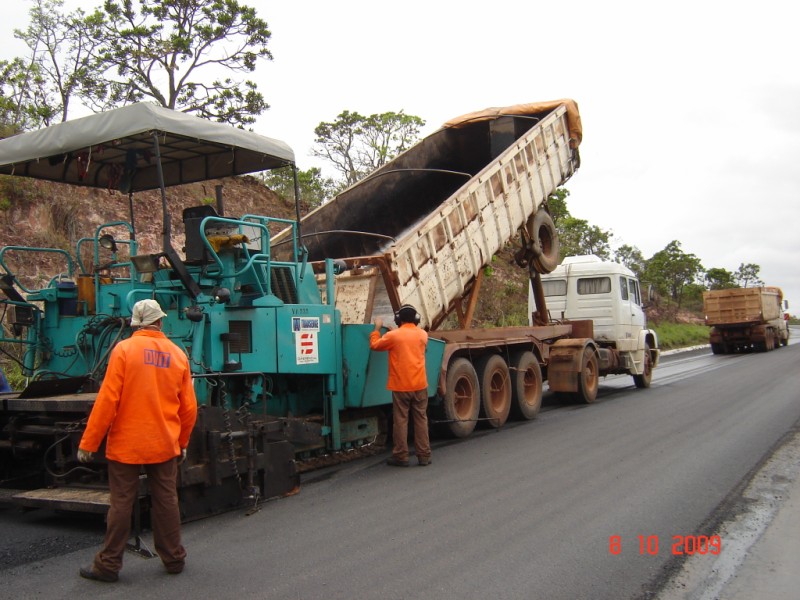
0, 175, 296, 289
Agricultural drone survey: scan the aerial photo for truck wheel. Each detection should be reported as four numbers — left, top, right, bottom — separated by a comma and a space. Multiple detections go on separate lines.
509, 351, 543, 420
575, 347, 599, 403
710, 343, 725, 355
758, 331, 771, 352
633, 344, 652, 389
526, 210, 560, 274
476, 354, 512, 428
443, 358, 480, 438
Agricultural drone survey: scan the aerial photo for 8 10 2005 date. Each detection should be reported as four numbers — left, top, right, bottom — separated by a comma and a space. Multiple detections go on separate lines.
609, 534, 721, 556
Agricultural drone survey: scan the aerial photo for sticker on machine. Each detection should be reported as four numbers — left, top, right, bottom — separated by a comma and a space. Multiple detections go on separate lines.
292, 317, 320, 332
295, 331, 319, 364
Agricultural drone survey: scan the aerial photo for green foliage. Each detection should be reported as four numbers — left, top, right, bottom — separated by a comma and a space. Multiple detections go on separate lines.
614, 244, 646, 279
9, 0, 101, 127
7, 0, 273, 129
734, 263, 764, 288
258, 166, 339, 210
0, 198, 10, 211
705, 267, 736, 290
1, 360, 26, 391
558, 216, 612, 260
0, 57, 57, 131
83, 0, 273, 126
680, 283, 706, 313
547, 187, 612, 260
313, 110, 425, 187
545, 188, 570, 223
643, 240, 704, 308
651, 322, 710, 350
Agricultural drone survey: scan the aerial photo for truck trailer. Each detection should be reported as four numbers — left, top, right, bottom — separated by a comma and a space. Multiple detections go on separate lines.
0, 99, 656, 522
703, 287, 790, 353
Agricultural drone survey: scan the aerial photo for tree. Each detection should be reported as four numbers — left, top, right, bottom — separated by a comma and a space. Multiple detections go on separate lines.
705, 267, 736, 290
83, 0, 273, 126
614, 244, 646, 279
544, 187, 611, 260
643, 240, 704, 307
0, 58, 54, 133
557, 216, 612, 260
545, 187, 570, 223
12, 0, 102, 126
312, 110, 425, 187
259, 167, 339, 211
734, 263, 763, 288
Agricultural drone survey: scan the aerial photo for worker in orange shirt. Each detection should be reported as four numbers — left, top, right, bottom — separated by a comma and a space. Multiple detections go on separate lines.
370, 304, 431, 467
77, 299, 197, 583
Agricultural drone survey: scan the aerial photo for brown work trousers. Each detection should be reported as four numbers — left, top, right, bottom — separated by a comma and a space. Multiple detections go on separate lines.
93, 459, 186, 577
392, 389, 431, 463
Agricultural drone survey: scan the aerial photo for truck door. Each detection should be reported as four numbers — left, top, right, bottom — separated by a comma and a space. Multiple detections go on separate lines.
628, 277, 645, 333
618, 276, 634, 338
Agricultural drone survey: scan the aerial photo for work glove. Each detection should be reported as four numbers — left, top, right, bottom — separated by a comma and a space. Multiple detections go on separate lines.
77, 448, 93, 463
178, 448, 187, 464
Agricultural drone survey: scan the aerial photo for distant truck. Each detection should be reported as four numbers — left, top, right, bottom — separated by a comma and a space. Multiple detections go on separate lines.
703, 287, 790, 353
531, 255, 660, 389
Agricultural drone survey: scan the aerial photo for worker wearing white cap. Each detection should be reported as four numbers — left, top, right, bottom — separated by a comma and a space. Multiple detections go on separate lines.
77, 299, 197, 583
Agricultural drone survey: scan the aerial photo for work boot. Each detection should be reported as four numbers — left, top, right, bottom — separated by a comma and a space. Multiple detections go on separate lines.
418, 457, 432, 466
386, 457, 409, 467
79, 565, 118, 583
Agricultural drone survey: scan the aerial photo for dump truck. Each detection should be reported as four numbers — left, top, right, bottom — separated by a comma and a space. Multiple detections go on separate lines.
533, 255, 659, 389
703, 287, 790, 353
283, 99, 657, 433
0, 98, 653, 522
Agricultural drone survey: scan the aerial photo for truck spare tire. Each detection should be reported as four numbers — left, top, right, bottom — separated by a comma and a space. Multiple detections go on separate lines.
527, 210, 559, 274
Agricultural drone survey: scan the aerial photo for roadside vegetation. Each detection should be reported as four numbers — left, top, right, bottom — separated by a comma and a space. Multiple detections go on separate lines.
651, 322, 710, 351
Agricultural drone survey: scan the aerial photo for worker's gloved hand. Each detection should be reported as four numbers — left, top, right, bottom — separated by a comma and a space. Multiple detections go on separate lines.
77, 448, 93, 463
178, 448, 187, 464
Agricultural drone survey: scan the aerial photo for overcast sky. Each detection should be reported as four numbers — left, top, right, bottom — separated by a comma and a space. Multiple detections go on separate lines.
6, 0, 800, 311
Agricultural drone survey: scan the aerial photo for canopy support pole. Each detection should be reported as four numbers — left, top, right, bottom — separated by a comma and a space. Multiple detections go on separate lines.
151, 132, 201, 299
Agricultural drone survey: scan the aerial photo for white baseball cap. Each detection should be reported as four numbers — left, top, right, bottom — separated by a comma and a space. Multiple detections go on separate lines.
131, 299, 167, 326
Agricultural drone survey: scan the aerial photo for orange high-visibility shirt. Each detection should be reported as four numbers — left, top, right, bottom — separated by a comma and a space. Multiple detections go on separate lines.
369, 323, 428, 392
79, 330, 198, 464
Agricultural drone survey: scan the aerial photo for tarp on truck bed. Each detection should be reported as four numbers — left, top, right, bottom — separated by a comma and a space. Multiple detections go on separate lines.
444, 99, 583, 147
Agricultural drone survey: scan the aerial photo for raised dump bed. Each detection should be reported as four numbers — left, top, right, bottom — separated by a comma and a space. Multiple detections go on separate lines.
287, 100, 582, 329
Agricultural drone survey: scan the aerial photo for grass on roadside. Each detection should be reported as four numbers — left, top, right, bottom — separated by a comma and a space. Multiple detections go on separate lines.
652, 322, 710, 350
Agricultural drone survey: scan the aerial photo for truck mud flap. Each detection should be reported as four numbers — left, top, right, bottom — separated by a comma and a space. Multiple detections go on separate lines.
546, 339, 592, 393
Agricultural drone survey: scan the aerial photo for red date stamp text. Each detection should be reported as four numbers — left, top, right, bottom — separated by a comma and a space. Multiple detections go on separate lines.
609, 535, 721, 556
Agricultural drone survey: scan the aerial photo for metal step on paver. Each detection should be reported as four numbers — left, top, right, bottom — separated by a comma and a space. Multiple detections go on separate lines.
10, 487, 110, 513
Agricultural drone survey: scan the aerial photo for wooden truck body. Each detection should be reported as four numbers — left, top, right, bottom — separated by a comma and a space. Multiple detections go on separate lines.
703, 287, 790, 353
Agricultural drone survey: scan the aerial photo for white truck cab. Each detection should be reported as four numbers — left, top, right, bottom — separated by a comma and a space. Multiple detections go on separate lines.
530, 255, 660, 387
